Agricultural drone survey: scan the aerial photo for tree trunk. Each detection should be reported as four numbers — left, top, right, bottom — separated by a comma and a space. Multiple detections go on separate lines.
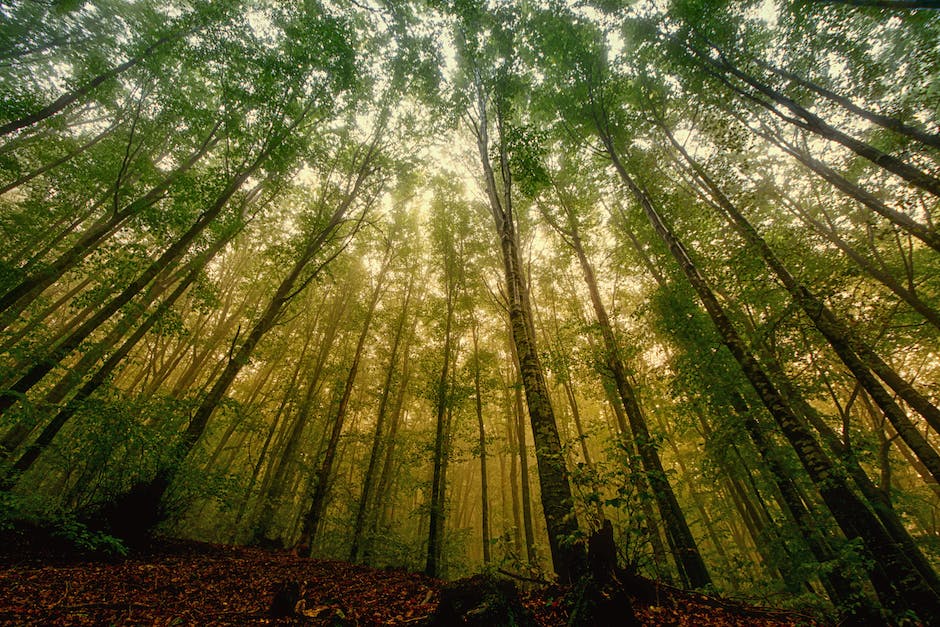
503, 376, 524, 560
547, 194, 711, 589
471, 315, 492, 565
351, 274, 415, 561
753, 121, 940, 256
371, 334, 414, 548
0, 118, 119, 196
725, 392, 881, 619
425, 267, 457, 577
1, 222, 238, 484
297, 250, 391, 553
510, 339, 537, 567
253, 288, 351, 542
231, 320, 315, 542
766, 357, 940, 595
472, 71, 585, 583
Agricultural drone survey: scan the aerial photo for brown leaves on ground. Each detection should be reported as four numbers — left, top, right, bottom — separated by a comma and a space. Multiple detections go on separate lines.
0, 537, 819, 626
0, 539, 439, 626
520, 580, 818, 627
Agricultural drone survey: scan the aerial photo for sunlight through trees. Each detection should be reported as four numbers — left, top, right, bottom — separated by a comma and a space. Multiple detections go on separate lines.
1, 0, 938, 622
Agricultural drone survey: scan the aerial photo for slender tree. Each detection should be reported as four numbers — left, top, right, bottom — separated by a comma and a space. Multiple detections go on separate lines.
456, 8, 587, 582
297, 241, 393, 553
538, 174, 711, 589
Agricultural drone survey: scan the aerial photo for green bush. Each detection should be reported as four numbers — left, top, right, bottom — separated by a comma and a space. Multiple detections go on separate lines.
0, 490, 127, 557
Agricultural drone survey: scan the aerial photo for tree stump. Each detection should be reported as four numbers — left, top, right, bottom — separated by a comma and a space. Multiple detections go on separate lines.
568, 519, 640, 626
429, 574, 535, 626
87, 474, 170, 548
269, 580, 305, 617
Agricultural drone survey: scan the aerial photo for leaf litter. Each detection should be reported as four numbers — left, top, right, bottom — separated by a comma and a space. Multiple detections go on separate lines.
0, 536, 819, 625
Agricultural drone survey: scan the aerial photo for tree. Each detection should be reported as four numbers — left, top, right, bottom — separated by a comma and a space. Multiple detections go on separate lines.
350, 239, 420, 561
450, 3, 588, 583
538, 165, 711, 589
297, 237, 394, 553
424, 181, 468, 577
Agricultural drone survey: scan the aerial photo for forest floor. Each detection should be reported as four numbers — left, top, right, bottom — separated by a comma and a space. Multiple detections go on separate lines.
0, 530, 821, 626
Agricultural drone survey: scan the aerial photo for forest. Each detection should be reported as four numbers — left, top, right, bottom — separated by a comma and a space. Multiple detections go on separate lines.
0, 0, 939, 624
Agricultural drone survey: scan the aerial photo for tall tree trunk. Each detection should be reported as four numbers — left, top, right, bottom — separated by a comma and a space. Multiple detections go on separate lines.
350, 274, 415, 561
436, 367, 458, 573
472, 71, 586, 583
425, 268, 457, 577
586, 304, 671, 578
371, 335, 414, 550
471, 314, 492, 565
231, 320, 315, 542
503, 375, 525, 560
747, 118, 940, 258
253, 288, 351, 543
179, 210, 354, 462
775, 191, 940, 331
543, 193, 711, 588
0, 118, 119, 196
762, 350, 940, 595
297, 250, 391, 553
510, 337, 537, 567
725, 392, 881, 618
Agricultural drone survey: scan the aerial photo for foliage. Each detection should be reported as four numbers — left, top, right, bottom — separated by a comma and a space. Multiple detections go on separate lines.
1, 0, 940, 620
0, 490, 127, 557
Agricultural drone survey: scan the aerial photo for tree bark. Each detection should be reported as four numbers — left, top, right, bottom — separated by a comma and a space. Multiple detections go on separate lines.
0, 118, 119, 196
509, 337, 537, 567
754, 123, 940, 255
297, 249, 391, 553
472, 70, 586, 583
253, 287, 351, 542
371, 332, 414, 545
230, 318, 315, 543
0, 220, 239, 483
